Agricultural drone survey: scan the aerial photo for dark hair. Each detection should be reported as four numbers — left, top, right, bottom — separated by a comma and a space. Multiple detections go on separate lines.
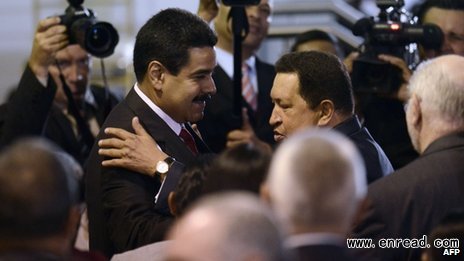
275, 51, 354, 115
173, 154, 216, 216
291, 29, 338, 52
0, 138, 79, 239
133, 8, 217, 82
413, 0, 464, 23
203, 144, 271, 194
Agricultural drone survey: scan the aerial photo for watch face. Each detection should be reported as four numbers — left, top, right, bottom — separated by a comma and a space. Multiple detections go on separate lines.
156, 161, 169, 174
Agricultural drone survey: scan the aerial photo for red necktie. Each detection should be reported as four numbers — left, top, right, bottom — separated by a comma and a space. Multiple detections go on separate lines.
242, 63, 258, 111
179, 127, 199, 155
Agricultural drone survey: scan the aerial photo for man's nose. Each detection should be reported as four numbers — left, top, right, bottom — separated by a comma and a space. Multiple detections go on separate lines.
246, 5, 260, 19
441, 35, 454, 54
67, 64, 84, 82
269, 106, 279, 126
204, 76, 217, 95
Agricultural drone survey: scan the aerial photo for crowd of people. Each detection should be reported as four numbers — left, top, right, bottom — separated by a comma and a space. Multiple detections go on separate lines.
0, 0, 463, 260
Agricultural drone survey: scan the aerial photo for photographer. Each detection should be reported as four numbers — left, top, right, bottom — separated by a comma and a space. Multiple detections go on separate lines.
348, 0, 446, 169
414, 0, 464, 58
0, 12, 120, 166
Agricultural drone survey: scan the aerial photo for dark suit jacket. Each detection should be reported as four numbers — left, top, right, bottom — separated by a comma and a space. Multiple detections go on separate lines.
0, 65, 120, 166
197, 58, 275, 153
350, 132, 464, 261
0, 65, 56, 148
362, 96, 419, 169
334, 115, 394, 184
85, 88, 210, 258
292, 244, 357, 261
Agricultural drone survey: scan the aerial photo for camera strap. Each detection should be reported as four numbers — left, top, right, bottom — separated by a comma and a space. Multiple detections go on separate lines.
55, 60, 96, 154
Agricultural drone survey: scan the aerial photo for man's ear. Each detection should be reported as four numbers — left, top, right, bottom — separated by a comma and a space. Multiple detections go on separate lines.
62, 205, 81, 243
408, 94, 422, 130
147, 61, 165, 91
316, 100, 335, 126
168, 191, 178, 217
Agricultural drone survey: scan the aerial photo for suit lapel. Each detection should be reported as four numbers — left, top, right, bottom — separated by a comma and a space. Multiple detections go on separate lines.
185, 123, 211, 154
124, 88, 197, 164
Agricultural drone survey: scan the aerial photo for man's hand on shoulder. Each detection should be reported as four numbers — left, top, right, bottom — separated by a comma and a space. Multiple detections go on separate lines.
98, 117, 168, 176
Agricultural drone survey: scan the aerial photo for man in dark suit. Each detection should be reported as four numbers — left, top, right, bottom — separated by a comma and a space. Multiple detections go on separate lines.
0, 16, 120, 166
350, 55, 464, 261
97, 51, 393, 186
254, 51, 393, 183
263, 129, 367, 261
195, 0, 275, 153
85, 8, 217, 258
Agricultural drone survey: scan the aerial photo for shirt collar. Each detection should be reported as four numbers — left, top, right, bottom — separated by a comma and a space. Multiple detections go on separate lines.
84, 86, 98, 110
134, 83, 182, 135
215, 47, 256, 79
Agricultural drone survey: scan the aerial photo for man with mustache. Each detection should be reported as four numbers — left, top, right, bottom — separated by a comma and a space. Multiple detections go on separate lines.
98, 51, 392, 191
85, 8, 217, 258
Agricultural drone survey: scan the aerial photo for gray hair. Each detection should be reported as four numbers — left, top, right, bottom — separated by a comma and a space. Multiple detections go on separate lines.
171, 192, 287, 261
408, 55, 464, 127
266, 128, 366, 232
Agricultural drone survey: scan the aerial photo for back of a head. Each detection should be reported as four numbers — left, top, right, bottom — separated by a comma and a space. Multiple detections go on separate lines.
275, 51, 354, 116
167, 192, 287, 261
291, 29, 343, 57
203, 143, 271, 195
266, 129, 366, 233
133, 8, 217, 82
424, 209, 464, 261
172, 154, 216, 216
408, 55, 464, 127
0, 138, 79, 240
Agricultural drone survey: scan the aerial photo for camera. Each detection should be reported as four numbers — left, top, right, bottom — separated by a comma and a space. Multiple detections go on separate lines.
351, 0, 443, 94
222, 0, 260, 6
59, 0, 119, 58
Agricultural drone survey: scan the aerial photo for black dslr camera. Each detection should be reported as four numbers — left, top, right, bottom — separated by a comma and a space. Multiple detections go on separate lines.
351, 0, 443, 94
59, 0, 119, 58
222, 0, 260, 6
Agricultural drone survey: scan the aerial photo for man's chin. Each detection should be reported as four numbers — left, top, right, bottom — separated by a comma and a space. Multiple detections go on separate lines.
188, 113, 204, 124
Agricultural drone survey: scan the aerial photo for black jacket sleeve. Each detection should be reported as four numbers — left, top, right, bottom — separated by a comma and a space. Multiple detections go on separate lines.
0, 65, 56, 148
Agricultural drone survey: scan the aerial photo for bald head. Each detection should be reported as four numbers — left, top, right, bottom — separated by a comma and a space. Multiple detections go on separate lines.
166, 192, 286, 261
406, 55, 464, 152
265, 129, 366, 234
0, 139, 79, 239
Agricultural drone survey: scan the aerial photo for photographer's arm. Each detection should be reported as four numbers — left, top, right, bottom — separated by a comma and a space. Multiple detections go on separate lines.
0, 17, 68, 147
378, 54, 411, 103
29, 16, 68, 85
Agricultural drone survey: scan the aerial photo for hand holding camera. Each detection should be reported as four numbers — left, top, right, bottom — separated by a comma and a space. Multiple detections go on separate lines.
351, 0, 443, 95
59, 0, 118, 58
29, 17, 69, 82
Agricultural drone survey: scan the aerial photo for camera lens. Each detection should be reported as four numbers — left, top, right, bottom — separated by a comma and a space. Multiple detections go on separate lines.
85, 22, 119, 58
